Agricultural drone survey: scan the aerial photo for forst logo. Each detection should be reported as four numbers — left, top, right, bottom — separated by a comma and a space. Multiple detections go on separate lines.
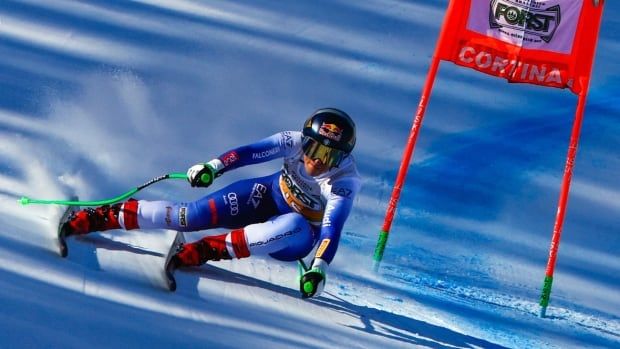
489, 0, 561, 43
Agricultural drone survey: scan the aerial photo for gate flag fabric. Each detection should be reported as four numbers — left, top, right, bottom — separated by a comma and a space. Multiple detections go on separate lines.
436, 0, 605, 95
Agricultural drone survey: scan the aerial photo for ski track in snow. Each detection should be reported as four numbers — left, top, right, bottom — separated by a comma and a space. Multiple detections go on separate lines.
1, 1, 619, 348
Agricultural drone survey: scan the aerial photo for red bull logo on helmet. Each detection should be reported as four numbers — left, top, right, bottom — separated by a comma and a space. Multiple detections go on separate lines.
319, 122, 343, 141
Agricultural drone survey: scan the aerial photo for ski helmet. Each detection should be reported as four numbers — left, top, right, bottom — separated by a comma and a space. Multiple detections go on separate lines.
302, 108, 356, 168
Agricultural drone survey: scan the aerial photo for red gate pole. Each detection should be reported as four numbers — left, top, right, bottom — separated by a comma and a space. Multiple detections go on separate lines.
372, 56, 442, 272
539, 87, 590, 317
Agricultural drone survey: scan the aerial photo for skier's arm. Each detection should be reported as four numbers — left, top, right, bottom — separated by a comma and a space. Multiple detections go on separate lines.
187, 131, 300, 187
314, 181, 359, 264
300, 177, 361, 298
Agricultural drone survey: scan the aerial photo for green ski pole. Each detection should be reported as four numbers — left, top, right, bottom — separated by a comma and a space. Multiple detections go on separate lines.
19, 172, 189, 207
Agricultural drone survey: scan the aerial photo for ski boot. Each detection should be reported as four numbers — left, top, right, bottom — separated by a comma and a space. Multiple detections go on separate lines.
61, 204, 123, 235
165, 229, 249, 291
58, 202, 126, 257
172, 234, 232, 268
164, 234, 231, 292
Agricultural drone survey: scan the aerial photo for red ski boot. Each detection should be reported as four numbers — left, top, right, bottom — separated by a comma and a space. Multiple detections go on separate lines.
58, 202, 131, 258
61, 203, 123, 237
173, 234, 232, 267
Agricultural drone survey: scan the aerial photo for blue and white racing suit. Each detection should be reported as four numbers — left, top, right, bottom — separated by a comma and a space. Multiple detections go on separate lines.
129, 131, 361, 263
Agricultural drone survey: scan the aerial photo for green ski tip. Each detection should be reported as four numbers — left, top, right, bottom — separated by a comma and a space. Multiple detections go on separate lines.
19, 197, 30, 205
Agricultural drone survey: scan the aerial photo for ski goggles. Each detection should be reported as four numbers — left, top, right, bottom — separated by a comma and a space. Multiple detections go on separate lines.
302, 136, 347, 168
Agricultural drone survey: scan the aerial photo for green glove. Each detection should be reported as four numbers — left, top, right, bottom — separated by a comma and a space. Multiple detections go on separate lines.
187, 163, 216, 187
299, 258, 327, 298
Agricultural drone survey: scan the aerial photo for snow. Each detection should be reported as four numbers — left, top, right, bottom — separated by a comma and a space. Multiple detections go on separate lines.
1, 1, 619, 348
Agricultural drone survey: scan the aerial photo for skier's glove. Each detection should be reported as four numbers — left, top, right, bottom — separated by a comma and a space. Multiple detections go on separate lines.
300, 258, 328, 298
187, 159, 222, 187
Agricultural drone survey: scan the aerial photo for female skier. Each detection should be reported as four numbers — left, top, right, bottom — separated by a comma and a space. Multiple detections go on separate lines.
60, 108, 361, 298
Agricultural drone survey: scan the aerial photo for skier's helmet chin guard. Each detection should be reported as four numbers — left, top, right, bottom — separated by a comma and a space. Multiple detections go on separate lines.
302, 108, 356, 168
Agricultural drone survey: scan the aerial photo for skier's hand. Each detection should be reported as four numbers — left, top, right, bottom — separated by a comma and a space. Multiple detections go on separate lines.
300, 258, 328, 298
187, 163, 216, 187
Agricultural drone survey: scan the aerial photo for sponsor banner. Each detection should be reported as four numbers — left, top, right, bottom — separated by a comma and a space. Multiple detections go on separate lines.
456, 43, 567, 88
468, 0, 583, 54
436, 0, 605, 95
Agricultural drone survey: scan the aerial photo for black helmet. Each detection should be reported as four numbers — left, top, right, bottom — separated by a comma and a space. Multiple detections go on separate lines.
301, 108, 356, 168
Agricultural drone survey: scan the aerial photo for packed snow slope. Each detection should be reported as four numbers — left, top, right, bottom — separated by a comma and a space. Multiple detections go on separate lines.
0, 1, 618, 348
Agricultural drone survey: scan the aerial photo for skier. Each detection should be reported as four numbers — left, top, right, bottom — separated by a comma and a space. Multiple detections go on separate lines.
60, 108, 361, 298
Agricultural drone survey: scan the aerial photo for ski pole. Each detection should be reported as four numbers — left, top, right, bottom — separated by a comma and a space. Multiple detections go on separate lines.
297, 258, 309, 274
298, 258, 317, 297
18, 172, 190, 207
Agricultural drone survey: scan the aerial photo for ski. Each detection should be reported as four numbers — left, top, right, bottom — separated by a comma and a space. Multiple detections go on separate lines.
163, 231, 186, 292
57, 197, 79, 258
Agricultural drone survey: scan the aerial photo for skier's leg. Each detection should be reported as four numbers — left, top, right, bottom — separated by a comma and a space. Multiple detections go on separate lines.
245, 213, 316, 261
138, 174, 281, 231
174, 212, 316, 267
61, 198, 180, 236
63, 197, 242, 236
62, 173, 281, 236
